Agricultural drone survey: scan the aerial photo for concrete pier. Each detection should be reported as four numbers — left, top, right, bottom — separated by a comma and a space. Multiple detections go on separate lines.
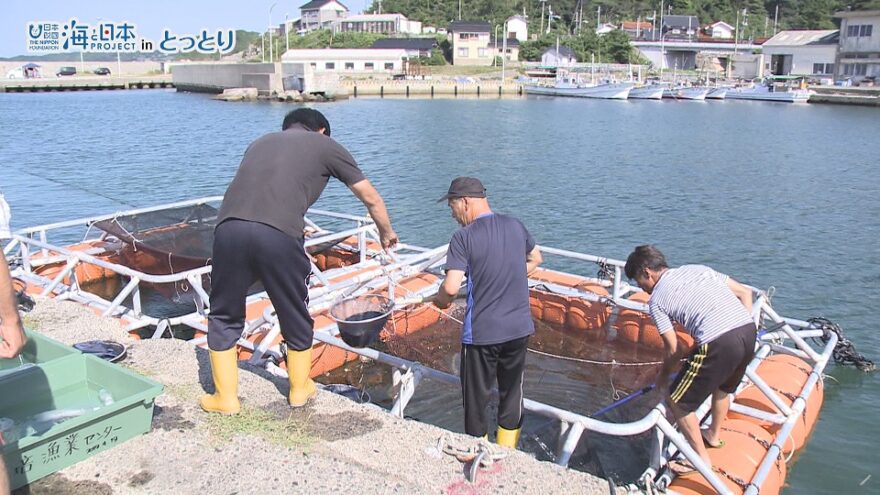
809, 86, 880, 107
0, 76, 173, 93
345, 80, 524, 98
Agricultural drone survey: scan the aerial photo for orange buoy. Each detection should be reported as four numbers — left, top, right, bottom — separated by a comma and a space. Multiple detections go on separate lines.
668, 418, 785, 495
32, 240, 118, 284
529, 288, 609, 340
729, 354, 823, 455
616, 292, 693, 350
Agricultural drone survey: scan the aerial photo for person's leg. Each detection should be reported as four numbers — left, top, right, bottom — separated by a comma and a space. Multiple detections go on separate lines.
709, 323, 758, 446
704, 390, 730, 447
667, 343, 714, 470
206, 220, 254, 351
252, 224, 316, 407
0, 460, 10, 495
201, 220, 253, 414
668, 401, 712, 469
495, 336, 529, 448
460, 343, 498, 438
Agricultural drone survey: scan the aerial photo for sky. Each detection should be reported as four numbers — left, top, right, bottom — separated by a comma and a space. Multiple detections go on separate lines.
0, 0, 372, 57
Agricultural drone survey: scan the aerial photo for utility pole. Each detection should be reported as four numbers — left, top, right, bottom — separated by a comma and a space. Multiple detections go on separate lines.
580, 1, 584, 34
458, 0, 462, 20
502, 22, 507, 81
540, 0, 547, 35
285, 13, 290, 53
652, 10, 657, 40
269, 2, 277, 62
494, 24, 499, 66
659, 0, 665, 71
734, 9, 739, 55
597, 6, 601, 30
773, 4, 779, 35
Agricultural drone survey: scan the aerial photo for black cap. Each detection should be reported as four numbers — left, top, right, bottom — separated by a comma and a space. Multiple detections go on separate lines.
437, 177, 487, 202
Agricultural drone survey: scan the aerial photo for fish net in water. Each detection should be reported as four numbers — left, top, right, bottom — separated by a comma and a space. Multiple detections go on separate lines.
92, 203, 218, 274
321, 302, 665, 483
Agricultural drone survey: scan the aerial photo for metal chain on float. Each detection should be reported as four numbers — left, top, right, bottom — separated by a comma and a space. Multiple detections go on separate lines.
808, 317, 875, 372
596, 258, 615, 281
714, 466, 751, 492
720, 426, 786, 473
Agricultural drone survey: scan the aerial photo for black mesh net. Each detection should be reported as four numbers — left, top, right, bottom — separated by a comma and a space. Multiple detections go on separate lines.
319, 302, 665, 484
92, 204, 217, 274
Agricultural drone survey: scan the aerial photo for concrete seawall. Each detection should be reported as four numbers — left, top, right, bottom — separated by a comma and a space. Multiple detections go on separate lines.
809, 86, 880, 107
344, 80, 524, 98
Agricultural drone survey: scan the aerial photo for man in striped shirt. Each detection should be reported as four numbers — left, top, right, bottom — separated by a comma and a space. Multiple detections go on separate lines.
624, 245, 757, 474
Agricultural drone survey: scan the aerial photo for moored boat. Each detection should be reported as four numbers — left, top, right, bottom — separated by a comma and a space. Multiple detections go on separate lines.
663, 86, 711, 100
706, 87, 729, 99
726, 85, 811, 103
629, 85, 665, 100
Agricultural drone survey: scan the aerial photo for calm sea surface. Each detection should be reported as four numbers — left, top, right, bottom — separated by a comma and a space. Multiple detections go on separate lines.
1, 90, 877, 492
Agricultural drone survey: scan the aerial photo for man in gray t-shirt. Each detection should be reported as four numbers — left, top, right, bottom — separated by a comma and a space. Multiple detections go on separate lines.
201, 109, 398, 415
434, 177, 542, 449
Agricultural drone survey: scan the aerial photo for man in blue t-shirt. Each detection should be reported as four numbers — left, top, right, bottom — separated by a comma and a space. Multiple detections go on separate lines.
433, 177, 543, 449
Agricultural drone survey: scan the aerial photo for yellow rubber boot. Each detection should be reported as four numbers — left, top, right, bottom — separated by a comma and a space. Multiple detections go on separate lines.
496, 426, 521, 449
199, 348, 241, 414
287, 347, 317, 407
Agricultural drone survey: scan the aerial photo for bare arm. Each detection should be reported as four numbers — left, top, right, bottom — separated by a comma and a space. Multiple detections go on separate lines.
656, 330, 684, 387
526, 246, 542, 275
0, 256, 26, 359
433, 269, 465, 309
349, 179, 398, 249
727, 277, 753, 315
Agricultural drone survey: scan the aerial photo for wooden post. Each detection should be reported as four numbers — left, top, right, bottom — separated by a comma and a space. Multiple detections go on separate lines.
406, 85, 410, 98
477, 86, 481, 97
354, 85, 357, 98
431, 86, 434, 98
380, 85, 384, 98
454, 85, 457, 97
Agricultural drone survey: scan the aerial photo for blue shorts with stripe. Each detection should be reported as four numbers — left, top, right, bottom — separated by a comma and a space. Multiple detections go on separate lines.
668, 323, 757, 414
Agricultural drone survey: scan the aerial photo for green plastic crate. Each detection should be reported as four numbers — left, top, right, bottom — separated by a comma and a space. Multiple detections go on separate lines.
0, 350, 163, 490
0, 330, 77, 372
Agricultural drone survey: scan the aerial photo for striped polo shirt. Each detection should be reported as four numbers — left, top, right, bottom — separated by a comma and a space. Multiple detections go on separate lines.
648, 265, 753, 345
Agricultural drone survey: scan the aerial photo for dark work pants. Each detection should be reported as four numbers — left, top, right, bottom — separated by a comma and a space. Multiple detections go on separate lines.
207, 219, 314, 352
460, 335, 530, 437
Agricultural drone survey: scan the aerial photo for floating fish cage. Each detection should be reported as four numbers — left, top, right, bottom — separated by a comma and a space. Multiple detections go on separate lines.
3, 197, 848, 494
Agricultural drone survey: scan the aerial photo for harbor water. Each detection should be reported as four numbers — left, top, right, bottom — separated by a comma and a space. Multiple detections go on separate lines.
0, 90, 878, 492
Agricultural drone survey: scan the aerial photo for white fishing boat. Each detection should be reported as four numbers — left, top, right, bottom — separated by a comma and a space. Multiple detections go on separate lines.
726, 84, 811, 103
628, 85, 665, 100
706, 87, 729, 99
662, 86, 710, 100
524, 78, 633, 100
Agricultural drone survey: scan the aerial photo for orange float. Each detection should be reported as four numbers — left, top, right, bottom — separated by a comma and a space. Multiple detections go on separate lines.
31, 240, 119, 284
729, 354, 823, 455
668, 418, 785, 495
616, 292, 694, 350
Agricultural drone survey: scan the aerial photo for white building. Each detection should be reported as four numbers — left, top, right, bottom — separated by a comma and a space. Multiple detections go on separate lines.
596, 23, 616, 35
300, 0, 348, 32
763, 30, 839, 78
835, 10, 880, 83
707, 21, 734, 39
334, 13, 421, 34
282, 48, 407, 73
506, 15, 528, 42
541, 46, 577, 66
